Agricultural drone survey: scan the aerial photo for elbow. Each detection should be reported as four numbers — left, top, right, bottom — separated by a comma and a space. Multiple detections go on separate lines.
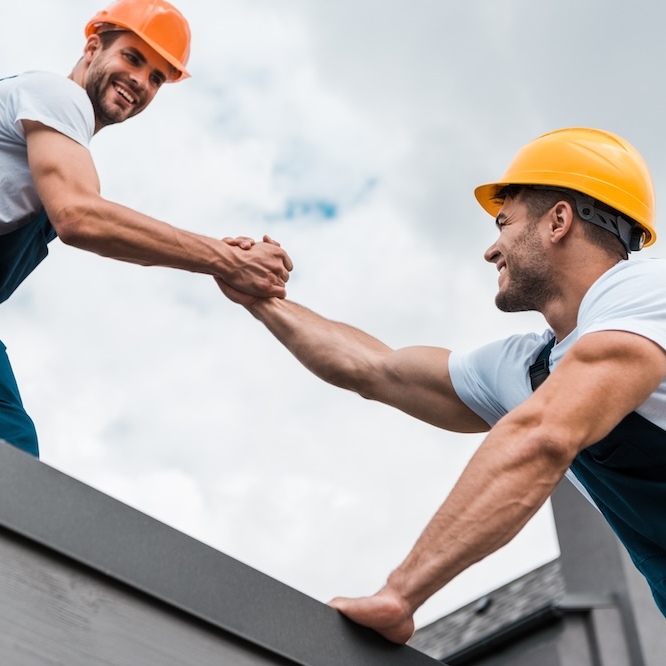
322, 364, 366, 394
322, 359, 378, 398
497, 410, 580, 475
522, 423, 580, 473
49, 203, 96, 247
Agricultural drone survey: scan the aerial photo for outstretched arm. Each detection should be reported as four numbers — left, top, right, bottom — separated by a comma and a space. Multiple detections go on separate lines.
217, 280, 488, 433
329, 330, 666, 642
24, 121, 292, 298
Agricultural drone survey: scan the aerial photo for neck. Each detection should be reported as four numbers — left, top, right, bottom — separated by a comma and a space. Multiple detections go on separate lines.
69, 59, 85, 87
68, 61, 105, 135
542, 255, 623, 341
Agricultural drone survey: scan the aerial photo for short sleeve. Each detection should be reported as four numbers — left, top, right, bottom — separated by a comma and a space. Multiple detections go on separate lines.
13, 71, 94, 147
449, 331, 553, 427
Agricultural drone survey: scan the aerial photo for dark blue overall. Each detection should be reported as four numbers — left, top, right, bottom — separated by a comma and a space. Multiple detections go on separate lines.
530, 339, 666, 616
0, 209, 57, 457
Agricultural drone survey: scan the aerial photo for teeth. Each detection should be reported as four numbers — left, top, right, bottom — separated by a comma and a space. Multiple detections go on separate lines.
114, 85, 135, 104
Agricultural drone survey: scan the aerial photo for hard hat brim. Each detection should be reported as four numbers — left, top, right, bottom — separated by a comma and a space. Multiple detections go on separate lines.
474, 179, 656, 248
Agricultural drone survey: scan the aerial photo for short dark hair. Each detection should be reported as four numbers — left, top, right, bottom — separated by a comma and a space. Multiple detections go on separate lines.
97, 28, 130, 50
495, 185, 628, 260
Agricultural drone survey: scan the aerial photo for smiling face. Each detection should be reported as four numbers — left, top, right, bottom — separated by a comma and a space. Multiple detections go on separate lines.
484, 194, 562, 313
83, 31, 171, 131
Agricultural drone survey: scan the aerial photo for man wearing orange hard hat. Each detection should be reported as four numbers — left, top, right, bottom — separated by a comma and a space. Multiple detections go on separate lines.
0, 0, 292, 458
219, 127, 666, 635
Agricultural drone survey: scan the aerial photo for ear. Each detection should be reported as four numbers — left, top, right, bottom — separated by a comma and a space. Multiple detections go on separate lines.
547, 200, 575, 245
83, 34, 103, 63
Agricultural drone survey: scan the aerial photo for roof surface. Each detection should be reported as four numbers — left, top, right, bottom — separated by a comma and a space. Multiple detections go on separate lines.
0, 442, 442, 666
409, 560, 564, 661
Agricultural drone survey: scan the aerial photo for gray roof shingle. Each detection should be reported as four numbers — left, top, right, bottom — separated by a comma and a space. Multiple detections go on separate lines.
409, 559, 564, 661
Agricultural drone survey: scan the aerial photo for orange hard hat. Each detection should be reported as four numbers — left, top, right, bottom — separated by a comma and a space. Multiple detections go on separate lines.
475, 128, 656, 249
85, 0, 191, 82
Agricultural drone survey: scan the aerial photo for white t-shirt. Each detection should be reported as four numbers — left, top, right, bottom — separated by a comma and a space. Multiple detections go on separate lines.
449, 257, 666, 428
449, 257, 666, 502
0, 71, 94, 234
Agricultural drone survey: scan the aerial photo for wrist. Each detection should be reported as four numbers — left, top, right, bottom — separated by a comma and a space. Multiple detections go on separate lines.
384, 569, 422, 616
246, 294, 283, 318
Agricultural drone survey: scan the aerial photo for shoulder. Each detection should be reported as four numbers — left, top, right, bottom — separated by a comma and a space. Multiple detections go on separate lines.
592, 257, 666, 287
583, 258, 666, 308
7, 71, 94, 146
579, 258, 666, 347
5, 71, 83, 100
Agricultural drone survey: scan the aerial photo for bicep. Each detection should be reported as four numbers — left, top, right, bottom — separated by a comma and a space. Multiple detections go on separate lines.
365, 345, 490, 433
23, 120, 101, 223
520, 330, 666, 453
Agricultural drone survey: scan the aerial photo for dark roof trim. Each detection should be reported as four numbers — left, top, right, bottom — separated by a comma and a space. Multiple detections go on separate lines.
0, 443, 441, 666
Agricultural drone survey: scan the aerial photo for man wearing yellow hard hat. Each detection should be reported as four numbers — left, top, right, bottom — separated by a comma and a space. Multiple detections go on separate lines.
219, 127, 666, 637
0, 0, 292, 457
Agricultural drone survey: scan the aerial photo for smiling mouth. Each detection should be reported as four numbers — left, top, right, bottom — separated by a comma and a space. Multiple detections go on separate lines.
113, 83, 136, 105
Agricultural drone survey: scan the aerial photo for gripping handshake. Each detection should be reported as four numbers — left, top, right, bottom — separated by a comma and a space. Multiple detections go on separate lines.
217, 235, 290, 305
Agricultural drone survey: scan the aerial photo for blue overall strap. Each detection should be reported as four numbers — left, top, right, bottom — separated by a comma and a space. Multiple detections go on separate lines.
529, 337, 556, 390
529, 338, 666, 617
0, 209, 57, 304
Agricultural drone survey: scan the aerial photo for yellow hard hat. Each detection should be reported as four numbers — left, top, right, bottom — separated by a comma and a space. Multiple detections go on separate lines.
85, 0, 191, 82
474, 128, 656, 249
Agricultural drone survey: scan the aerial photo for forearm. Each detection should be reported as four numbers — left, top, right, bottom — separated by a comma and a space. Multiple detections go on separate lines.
247, 298, 391, 391
49, 198, 291, 298
385, 420, 569, 612
241, 298, 486, 431
53, 199, 229, 275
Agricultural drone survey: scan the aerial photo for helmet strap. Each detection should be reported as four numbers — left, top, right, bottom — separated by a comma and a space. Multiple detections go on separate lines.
567, 191, 644, 253
532, 186, 644, 253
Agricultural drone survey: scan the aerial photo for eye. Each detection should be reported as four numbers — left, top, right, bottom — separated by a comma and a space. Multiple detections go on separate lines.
124, 52, 139, 65
150, 73, 165, 88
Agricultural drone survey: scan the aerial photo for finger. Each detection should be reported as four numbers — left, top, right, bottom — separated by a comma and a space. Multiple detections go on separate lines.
263, 234, 281, 247
327, 596, 351, 611
268, 283, 287, 299
222, 236, 255, 249
261, 282, 287, 298
236, 236, 255, 247
281, 251, 294, 272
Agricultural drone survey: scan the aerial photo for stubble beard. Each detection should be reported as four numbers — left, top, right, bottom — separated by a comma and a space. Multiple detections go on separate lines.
85, 64, 133, 129
495, 266, 559, 313
494, 227, 560, 313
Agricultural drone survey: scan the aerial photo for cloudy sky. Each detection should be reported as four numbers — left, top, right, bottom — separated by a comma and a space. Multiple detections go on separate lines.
1, 0, 663, 628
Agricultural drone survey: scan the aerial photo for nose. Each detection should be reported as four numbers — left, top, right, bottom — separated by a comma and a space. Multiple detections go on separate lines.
128, 68, 149, 92
484, 241, 500, 264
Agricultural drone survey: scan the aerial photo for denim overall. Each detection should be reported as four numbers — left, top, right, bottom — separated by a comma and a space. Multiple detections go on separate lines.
530, 339, 666, 615
0, 209, 57, 457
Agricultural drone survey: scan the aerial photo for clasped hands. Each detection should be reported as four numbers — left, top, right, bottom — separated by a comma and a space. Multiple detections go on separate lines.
216, 235, 292, 305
